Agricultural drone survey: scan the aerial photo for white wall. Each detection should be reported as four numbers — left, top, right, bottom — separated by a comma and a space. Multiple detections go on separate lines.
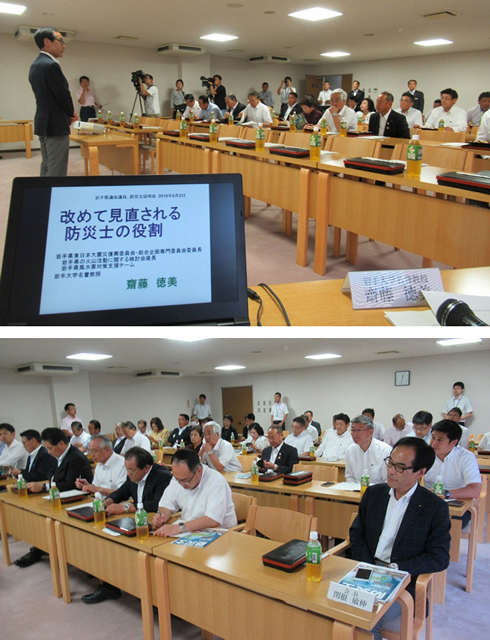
1, 349, 488, 439
309, 49, 490, 112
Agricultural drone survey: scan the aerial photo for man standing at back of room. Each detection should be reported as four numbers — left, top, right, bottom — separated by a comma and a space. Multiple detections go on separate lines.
29, 27, 77, 176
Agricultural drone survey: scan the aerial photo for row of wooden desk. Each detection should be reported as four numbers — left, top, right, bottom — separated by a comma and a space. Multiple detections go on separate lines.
0, 120, 33, 158
0, 486, 413, 640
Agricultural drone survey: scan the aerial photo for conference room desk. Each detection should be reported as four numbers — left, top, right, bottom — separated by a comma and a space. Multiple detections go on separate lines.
0, 119, 33, 158
248, 266, 490, 326
69, 129, 139, 176
52, 505, 169, 640
153, 530, 413, 640
296, 456, 346, 482
0, 489, 62, 597
222, 470, 311, 510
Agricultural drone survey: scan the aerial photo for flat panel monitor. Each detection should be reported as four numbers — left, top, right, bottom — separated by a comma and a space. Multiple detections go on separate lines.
0, 173, 249, 325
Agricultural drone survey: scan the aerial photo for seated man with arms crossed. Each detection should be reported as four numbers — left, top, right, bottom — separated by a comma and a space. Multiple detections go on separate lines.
345, 415, 391, 484
15, 427, 93, 568
76, 434, 127, 496
10, 429, 57, 482
153, 448, 237, 536
284, 415, 314, 454
315, 413, 353, 461
199, 421, 242, 472
257, 425, 299, 474
350, 437, 451, 640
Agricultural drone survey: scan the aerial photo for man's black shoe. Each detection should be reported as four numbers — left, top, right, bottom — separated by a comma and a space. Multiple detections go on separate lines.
14, 547, 45, 567
81, 585, 122, 604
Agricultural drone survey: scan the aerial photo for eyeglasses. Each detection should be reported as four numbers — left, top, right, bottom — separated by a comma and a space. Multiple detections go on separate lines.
175, 467, 199, 487
384, 457, 414, 474
53, 37, 65, 44
351, 428, 369, 434
413, 424, 430, 432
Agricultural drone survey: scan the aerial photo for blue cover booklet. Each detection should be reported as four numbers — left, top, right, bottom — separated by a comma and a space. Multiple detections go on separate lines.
338, 562, 408, 603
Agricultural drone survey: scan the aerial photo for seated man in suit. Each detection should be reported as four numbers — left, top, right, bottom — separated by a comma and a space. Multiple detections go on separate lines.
348, 80, 364, 111
345, 415, 391, 484
350, 437, 451, 640
224, 94, 246, 121
76, 434, 127, 496
15, 427, 93, 568
369, 92, 410, 138
199, 421, 242, 472
10, 429, 57, 482
257, 425, 299, 475
168, 413, 192, 447
79, 447, 171, 604
153, 448, 237, 536
281, 91, 302, 122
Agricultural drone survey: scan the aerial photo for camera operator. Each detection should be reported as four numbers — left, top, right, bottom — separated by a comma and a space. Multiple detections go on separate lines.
138, 73, 160, 118
209, 74, 226, 115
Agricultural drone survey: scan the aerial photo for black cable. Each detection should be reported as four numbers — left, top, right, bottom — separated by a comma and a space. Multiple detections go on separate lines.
247, 288, 263, 326
257, 283, 291, 326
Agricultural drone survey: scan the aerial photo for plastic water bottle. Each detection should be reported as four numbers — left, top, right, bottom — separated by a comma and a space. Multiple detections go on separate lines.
135, 502, 150, 540
251, 459, 259, 484
406, 134, 423, 179
119, 112, 125, 128
306, 531, 322, 582
434, 475, 444, 497
93, 492, 106, 528
255, 123, 265, 151
309, 127, 321, 162
133, 113, 140, 129
17, 473, 28, 499
360, 469, 369, 496
50, 481, 61, 511
340, 119, 347, 137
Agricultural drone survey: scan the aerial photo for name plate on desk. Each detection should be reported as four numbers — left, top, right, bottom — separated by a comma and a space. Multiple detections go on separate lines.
343, 269, 444, 309
327, 582, 375, 612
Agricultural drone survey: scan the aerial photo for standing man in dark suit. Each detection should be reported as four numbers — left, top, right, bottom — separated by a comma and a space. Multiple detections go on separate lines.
407, 79, 425, 114
14, 427, 93, 568
347, 80, 365, 111
350, 437, 451, 640
257, 425, 299, 475
29, 27, 77, 176
10, 429, 57, 482
369, 92, 411, 138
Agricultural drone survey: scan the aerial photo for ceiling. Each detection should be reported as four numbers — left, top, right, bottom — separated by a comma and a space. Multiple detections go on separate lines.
0, 338, 487, 377
4, 1, 490, 64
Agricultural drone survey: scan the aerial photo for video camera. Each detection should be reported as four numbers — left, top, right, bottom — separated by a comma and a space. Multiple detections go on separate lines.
131, 70, 146, 90
200, 75, 213, 88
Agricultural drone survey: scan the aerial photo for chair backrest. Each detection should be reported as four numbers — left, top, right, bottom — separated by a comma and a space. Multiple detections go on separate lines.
392, 143, 468, 171
328, 135, 380, 157
243, 505, 318, 542
293, 463, 339, 482
218, 124, 242, 139
278, 131, 312, 148
143, 117, 158, 126
239, 126, 272, 142
156, 118, 171, 130
418, 129, 465, 143
236, 453, 258, 472
232, 492, 257, 523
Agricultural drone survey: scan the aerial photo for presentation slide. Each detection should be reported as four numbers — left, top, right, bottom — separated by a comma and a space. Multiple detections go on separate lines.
39, 183, 212, 314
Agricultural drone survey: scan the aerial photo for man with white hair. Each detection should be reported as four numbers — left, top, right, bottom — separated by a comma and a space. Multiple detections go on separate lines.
318, 88, 357, 133
345, 415, 391, 484
76, 434, 127, 496
199, 421, 243, 472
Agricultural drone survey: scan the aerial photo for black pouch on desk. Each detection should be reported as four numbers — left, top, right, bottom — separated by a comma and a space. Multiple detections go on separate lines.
343, 157, 405, 175
283, 471, 313, 486
436, 170, 490, 194
262, 539, 307, 572
225, 139, 256, 149
61, 494, 88, 504
462, 142, 490, 151
258, 472, 284, 482
188, 133, 210, 141
67, 506, 95, 522
106, 517, 137, 536
269, 146, 309, 158
163, 130, 181, 137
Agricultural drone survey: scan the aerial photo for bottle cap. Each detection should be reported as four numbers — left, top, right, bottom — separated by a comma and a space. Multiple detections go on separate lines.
137, 502, 143, 509
412, 134, 420, 140
18, 474, 23, 480
95, 492, 102, 499
313, 126, 319, 131
310, 531, 319, 541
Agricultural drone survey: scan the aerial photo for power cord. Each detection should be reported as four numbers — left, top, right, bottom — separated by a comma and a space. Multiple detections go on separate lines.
247, 285, 291, 326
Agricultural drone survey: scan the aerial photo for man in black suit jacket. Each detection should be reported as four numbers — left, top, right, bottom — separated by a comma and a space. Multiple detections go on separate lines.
225, 94, 247, 121
28, 27, 77, 176
11, 429, 56, 482
348, 80, 365, 111
350, 437, 450, 640
369, 92, 410, 139
168, 414, 192, 446
257, 425, 299, 475
15, 428, 93, 568
105, 447, 171, 514
281, 92, 303, 122
408, 79, 425, 114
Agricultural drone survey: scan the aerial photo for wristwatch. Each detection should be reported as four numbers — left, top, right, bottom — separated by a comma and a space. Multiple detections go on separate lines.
444, 490, 451, 499
274, 464, 278, 472
124, 503, 131, 513
179, 522, 186, 533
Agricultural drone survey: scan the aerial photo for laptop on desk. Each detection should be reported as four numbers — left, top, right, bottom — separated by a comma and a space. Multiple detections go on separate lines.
0, 173, 249, 326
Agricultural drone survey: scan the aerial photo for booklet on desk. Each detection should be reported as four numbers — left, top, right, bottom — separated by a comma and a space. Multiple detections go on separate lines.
171, 529, 225, 548
338, 562, 408, 603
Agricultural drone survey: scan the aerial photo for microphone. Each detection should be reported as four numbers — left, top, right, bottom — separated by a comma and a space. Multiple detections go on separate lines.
436, 298, 488, 326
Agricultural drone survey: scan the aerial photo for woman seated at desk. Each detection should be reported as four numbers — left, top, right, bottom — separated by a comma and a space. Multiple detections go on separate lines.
315, 413, 353, 461
299, 95, 323, 126
243, 423, 269, 452
149, 416, 170, 447
359, 98, 375, 126
186, 425, 203, 453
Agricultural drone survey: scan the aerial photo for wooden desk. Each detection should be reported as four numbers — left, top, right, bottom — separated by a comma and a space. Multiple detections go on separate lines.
69, 130, 139, 175
296, 458, 346, 482
0, 489, 61, 597
153, 530, 413, 640
222, 470, 307, 510
248, 266, 490, 326
0, 119, 33, 158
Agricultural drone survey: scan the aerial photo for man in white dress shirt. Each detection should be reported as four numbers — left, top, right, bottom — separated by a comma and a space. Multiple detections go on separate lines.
315, 413, 353, 461
424, 88, 467, 132
240, 91, 273, 126
270, 392, 289, 428
362, 408, 385, 441
285, 416, 314, 455
466, 91, 490, 126
193, 394, 212, 420
476, 109, 490, 142
199, 422, 242, 472
76, 434, 127, 496
446, 408, 470, 449
0, 423, 29, 469
396, 92, 423, 128
60, 402, 83, 437
153, 448, 237, 536
319, 89, 357, 133
406, 410, 433, 444
317, 80, 332, 106
182, 94, 202, 120
384, 414, 413, 447
70, 421, 91, 451
345, 415, 391, 484
121, 421, 152, 455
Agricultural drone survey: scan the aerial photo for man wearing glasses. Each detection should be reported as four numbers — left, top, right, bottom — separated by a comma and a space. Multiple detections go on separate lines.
407, 410, 433, 443
350, 437, 451, 640
345, 415, 391, 485
29, 28, 78, 176
75, 434, 127, 496
152, 448, 236, 537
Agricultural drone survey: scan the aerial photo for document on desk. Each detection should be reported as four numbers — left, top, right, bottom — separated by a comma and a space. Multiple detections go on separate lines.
329, 482, 361, 492
423, 291, 490, 324
171, 529, 225, 547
